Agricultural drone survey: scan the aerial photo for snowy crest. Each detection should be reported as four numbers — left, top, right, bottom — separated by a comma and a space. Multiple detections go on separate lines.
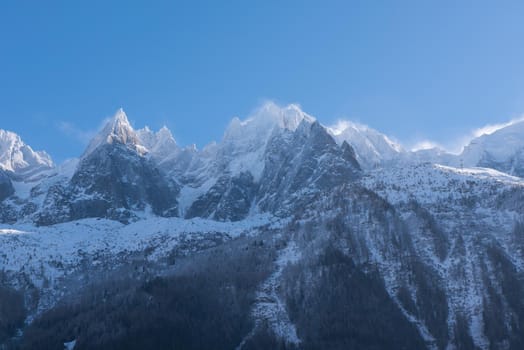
82, 108, 145, 157
328, 120, 403, 168
461, 118, 524, 166
223, 102, 315, 143
136, 125, 178, 160
82, 109, 180, 162
0, 129, 53, 173
219, 102, 315, 180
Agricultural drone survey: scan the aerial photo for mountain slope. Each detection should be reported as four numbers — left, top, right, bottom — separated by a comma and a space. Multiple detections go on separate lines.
2, 104, 524, 349
461, 119, 524, 176
360, 164, 524, 349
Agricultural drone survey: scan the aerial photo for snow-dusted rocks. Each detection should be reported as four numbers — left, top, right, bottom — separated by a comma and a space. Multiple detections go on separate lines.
183, 107, 361, 221
185, 171, 257, 221
461, 119, 524, 176
0, 129, 53, 176
328, 120, 403, 169
257, 120, 361, 215
82, 108, 146, 158
198, 102, 316, 181
36, 111, 180, 225
358, 163, 524, 349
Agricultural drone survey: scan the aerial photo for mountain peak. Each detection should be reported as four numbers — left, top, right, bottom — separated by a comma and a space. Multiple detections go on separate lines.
254, 101, 315, 131
107, 108, 133, 139
148, 126, 177, 157
327, 120, 403, 169
223, 102, 315, 143
0, 129, 53, 174
114, 107, 128, 122
83, 108, 144, 158
156, 126, 175, 141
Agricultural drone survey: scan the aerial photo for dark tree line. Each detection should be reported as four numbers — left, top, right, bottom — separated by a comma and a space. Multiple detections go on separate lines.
281, 243, 427, 350
10, 237, 277, 350
0, 283, 25, 343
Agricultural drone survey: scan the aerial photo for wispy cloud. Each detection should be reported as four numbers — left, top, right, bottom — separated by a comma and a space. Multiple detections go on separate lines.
56, 121, 97, 145
328, 120, 371, 135
407, 115, 524, 154
56, 114, 117, 145
471, 115, 524, 138
410, 140, 443, 152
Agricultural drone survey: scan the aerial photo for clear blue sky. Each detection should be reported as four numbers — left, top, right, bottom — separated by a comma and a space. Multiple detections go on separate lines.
2, 0, 524, 162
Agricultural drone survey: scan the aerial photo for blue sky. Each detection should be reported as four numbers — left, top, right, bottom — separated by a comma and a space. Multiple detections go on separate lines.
1, 1, 524, 162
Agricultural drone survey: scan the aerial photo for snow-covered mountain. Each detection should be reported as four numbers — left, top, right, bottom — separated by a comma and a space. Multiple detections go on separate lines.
181, 103, 360, 221
393, 118, 524, 176
1, 104, 524, 350
405, 145, 459, 166
328, 120, 404, 169
0, 129, 53, 176
37, 110, 180, 225
82, 108, 146, 158
460, 119, 524, 176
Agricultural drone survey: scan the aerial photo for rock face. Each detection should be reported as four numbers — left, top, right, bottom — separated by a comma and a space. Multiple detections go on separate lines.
36, 144, 179, 225
257, 120, 360, 215
73, 144, 179, 216
186, 172, 257, 221
36, 111, 179, 225
184, 116, 361, 221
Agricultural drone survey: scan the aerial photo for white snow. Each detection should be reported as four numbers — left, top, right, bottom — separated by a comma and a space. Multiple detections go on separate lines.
0, 215, 277, 274
82, 108, 147, 158
0, 214, 280, 318
461, 119, 524, 165
177, 177, 217, 216
218, 102, 315, 181
361, 162, 524, 350
362, 163, 524, 206
328, 120, 403, 169
137, 125, 179, 160
237, 240, 301, 349
11, 180, 34, 200
64, 339, 76, 350
0, 129, 53, 173
435, 164, 523, 183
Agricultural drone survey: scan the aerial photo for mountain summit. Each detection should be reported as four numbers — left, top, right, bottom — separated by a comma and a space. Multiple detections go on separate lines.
460, 118, 524, 176
83, 108, 145, 158
328, 120, 403, 169
0, 129, 53, 177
